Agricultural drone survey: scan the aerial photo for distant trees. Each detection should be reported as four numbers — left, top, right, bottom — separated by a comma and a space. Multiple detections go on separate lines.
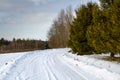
48, 6, 73, 48
0, 38, 11, 52
0, 38, 48, 53
68, 0, 120, 57
0, 38, 10, 46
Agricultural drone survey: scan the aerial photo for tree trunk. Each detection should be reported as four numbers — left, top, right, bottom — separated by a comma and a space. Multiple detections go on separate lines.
110, 52, 114, 57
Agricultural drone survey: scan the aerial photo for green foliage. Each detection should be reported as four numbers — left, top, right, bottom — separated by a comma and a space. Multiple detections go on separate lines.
68, 0, 120, 56
0, 38, 10, 46
68, 3, 95, 55
87, 0, 120, 56
100, 0, 113, 9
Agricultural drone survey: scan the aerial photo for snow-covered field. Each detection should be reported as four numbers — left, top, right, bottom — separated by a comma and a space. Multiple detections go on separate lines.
0, 48, 120, 80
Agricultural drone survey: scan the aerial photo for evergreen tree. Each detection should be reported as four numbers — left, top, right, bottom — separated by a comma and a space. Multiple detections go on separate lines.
86, 0, 120, 57
86, 4, 108, 54
68, 3, 95, 55
100, 0, 113, 9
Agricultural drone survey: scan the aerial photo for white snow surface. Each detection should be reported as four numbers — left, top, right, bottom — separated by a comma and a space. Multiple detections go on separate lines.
0, 48, 120, 80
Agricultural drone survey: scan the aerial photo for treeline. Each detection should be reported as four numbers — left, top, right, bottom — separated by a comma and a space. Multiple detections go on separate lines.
0, 38, 48, 53
48, 0, 120, 57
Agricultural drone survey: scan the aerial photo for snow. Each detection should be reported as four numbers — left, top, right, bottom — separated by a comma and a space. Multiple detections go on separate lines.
0, 48, 120, 80
65, 53, 120, 74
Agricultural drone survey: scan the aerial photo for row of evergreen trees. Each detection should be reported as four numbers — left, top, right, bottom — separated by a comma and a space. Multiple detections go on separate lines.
68, 0, 120, 57
0, 38, 48, 53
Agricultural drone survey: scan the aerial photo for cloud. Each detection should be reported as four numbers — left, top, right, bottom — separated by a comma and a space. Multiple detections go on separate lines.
3, 1, 35, 12
0, 18, 15, 24
29, 13, 47, 20
19, 12, 56, 25
0, 0, 57, 24
0, 0, 40, 24
30, 0, 53, 4
0, 0, 99, 24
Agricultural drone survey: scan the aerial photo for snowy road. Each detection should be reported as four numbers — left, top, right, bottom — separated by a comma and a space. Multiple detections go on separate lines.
0, 48, 120, 80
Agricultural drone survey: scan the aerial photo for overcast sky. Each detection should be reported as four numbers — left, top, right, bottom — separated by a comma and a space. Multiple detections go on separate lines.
0, 0, 99, 41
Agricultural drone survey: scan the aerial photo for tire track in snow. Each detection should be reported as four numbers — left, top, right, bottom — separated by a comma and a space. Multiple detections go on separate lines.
56, 54, 89, 80
43, 52, 89, 80
61, 54, 120, 80
15, 54, 40, 80
0, 51, 40, 80
0, 49, 90, 80
0, 52, 29, 80
58, 55, 89, 80
43, 53, 58, 80
0, 49, 114, 80
47, 54, 73, 80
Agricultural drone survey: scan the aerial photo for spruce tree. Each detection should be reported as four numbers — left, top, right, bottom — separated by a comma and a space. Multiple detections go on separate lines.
86, 0, 120, 57
68, 3, 95, 55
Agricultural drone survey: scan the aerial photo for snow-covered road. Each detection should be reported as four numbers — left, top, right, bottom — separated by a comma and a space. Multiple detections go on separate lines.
0, 48, 120, 80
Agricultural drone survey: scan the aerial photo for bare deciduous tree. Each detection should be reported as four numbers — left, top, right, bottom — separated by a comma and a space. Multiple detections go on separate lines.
48, 6, 73, 48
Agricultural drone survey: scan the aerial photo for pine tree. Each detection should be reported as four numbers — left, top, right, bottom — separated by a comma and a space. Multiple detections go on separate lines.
68, 3, 95, 55
86, 0, 120, 57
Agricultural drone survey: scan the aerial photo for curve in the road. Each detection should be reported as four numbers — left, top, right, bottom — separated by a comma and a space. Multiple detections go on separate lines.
0, 49, 100, 80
